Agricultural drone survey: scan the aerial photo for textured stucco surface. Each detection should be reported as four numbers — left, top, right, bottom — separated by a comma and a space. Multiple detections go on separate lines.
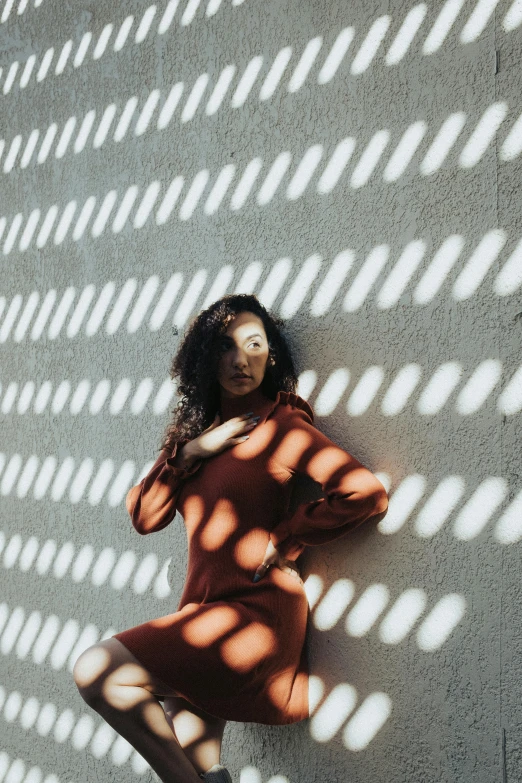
0, 1, 521, 781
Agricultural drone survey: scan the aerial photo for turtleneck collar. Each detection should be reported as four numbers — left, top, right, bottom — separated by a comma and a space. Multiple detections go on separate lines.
219, 384, 273, 422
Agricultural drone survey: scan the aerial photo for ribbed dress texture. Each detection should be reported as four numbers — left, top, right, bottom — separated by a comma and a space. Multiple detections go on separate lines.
113, 385, 388, 725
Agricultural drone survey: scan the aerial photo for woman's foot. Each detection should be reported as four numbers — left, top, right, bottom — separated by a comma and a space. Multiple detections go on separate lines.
199, 764, 233, 782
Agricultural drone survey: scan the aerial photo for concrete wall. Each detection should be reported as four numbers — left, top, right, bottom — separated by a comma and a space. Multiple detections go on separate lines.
1, 0, 521, 781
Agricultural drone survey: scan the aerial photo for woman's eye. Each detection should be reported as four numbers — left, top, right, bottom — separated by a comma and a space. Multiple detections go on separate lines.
219, 340, 260, 350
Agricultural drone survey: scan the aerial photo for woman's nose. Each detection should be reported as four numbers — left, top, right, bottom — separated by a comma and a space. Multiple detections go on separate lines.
231, 351, 247, 366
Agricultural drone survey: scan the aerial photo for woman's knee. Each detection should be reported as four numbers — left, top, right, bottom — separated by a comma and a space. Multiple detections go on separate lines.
72, 642, 114, 705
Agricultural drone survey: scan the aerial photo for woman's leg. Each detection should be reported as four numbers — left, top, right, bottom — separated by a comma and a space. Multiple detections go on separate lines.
73, 637, 203, 783
162, 696, 227, 776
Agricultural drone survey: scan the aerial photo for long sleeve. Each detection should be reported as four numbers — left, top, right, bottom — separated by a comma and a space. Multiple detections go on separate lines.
269, 408, 389, 560
126, 440, 204, 535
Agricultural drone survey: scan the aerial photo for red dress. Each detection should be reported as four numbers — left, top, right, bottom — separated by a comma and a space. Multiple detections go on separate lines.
113, 385, 388, 725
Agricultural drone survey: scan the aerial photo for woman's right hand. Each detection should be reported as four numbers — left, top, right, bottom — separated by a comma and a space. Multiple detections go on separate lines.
190, 412, 260, 460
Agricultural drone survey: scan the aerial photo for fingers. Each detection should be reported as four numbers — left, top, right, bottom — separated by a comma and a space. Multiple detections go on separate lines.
252, 561, 301, 583
231, 415, 261, 445
246, 415, 261, 430
280, 564, 301, 580
232, 435, 250, 444
253, 562, 271, 583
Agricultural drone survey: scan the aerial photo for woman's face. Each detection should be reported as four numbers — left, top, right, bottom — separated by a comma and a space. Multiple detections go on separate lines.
216, 311, 270, 398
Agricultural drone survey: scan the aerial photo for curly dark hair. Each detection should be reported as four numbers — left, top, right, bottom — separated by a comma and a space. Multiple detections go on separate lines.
158, 294, 298, 454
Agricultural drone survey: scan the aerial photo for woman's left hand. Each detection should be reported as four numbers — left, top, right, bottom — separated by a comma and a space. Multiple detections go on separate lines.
253, 538, 301, 583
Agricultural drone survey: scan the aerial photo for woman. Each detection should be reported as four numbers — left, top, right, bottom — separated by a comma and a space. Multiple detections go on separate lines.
73, 293, 388, 783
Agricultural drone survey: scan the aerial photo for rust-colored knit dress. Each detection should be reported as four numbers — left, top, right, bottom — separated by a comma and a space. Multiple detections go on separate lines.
113, 386, 388, 725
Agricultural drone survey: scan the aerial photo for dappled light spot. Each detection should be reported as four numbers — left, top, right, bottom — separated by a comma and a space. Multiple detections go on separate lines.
385, 5, 427, 65
423, 0, 466, 56
494, 490, 522, 544
313, 579, 354, 631
132, 553, 158, 595
74, 33, 92, 69
232, 57, 263, 108
455, 360, 502, 414
500, 110, 522, 161
287, 37, 322, 94
310, 683, 357, 741
317, 27, 354, 84
461, 0, 501, 44
380, 364, 422, 416
419, 112, 467, 175
314, 368, 350, 416
374, 471, 391, 493
157, 84, 184, 129
240, 768, 262, 783
452, 477, 507, 540
72, 645, 111, 689
458, 103, 507, 168
3, 61, 19, 94
230, 158, 263, 210
135, 6, 157, 43
91, 548, 117, 587
343, 692, 392, 750
417, 362, 462, 414
2, 534, 22, 569
494, 239, 522, 295
200, 498, 238, 551
308, 674, 325, 715
110, 551, 137, 590
182, 74, 210, 122
279, 254, 322, 319
413, 234, 464, 304
55, 40, 72, 75
200, 266, 235, 309
378, 588, 427, 644
377, 474, 426, 534
350, 16, 390, 75
316, 137, 356, 193
345, 584, 390, 637
220, 621, 276, 674
310, 250, 354, 316
303, 574, 323, 610
259, 47, 292, 101
204, 165, 236, 213
20, 55, 36, 88
256, 153, 292, 206
376, 241, 426, 308
258, 257, 292, 309
179, 171, 210, 220
504, 0, 522, 30
452, 230, 506, 301
346, 366, 385, 415
233, 528, 270, 570
350, 131, 390, 188
343, 245, 389, 312
36, 48, 54, 82
182, 606, 241, 648
20, 130, 39, 168
114, 16, 134, 52
413, 476, 465, 538
416, 594, 466, 651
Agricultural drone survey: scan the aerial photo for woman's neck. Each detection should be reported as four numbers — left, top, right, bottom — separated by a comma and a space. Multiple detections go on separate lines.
219, 384, 272, 422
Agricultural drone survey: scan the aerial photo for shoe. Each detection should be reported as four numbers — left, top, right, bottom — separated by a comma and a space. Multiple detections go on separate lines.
199, 764, 233, 782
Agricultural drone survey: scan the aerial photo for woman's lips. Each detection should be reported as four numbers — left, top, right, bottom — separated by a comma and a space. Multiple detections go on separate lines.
232, 375, 250, 380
